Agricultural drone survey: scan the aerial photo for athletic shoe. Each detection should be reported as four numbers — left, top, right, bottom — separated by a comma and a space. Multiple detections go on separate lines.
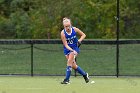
61, 79, 70, 84
83, 73, 89, 83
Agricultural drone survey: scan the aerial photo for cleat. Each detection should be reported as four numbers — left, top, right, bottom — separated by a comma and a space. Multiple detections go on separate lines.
83, 73, 89, 83
61, 79, 70, 84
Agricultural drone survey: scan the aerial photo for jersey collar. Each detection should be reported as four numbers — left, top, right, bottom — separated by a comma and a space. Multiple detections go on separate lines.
64, 27, 72, 35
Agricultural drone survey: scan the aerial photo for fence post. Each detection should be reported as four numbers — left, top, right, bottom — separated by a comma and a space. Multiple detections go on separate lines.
116, 0, 120, 77
31, 43, 34, 76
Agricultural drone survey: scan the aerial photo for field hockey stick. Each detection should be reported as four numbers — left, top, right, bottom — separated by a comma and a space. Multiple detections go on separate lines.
74, 41, 81, 77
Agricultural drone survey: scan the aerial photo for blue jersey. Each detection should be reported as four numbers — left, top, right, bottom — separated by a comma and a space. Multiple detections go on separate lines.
64, 27, 78, 48
63, 27, 79, 55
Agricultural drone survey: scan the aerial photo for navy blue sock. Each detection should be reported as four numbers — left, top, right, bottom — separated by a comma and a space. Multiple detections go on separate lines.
65, 66, 72, 81
76, 66, 86, 76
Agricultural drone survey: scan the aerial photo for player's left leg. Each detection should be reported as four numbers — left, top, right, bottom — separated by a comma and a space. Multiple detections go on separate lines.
72, 58, 89, 83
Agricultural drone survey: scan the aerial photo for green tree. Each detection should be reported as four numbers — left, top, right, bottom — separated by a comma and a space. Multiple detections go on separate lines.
0, 0, 140, 39
120, 0, 140, 38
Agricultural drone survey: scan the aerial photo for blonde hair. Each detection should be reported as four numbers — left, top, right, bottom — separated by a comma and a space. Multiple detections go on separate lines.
63, 17, 70, 21
63, 17, 71, 25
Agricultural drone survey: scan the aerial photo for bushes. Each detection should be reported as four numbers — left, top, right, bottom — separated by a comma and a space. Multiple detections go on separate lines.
0, 0, 140, 39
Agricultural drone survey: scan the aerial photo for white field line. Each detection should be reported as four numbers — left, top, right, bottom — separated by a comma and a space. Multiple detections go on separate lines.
6, 88, 47, 90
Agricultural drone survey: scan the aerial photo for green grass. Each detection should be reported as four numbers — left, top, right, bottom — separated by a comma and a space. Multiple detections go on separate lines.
0, 76, 140, 93
0, 44, 140, 75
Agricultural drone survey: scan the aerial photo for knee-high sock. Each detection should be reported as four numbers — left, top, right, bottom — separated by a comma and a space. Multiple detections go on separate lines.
65, 66, 72, 80
75, 66, 86, 76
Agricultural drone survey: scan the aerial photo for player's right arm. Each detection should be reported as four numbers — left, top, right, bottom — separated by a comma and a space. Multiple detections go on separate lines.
61, 30, 74, 52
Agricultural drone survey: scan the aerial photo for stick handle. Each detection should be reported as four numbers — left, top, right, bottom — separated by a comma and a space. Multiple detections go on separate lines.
74, 42, 82, 77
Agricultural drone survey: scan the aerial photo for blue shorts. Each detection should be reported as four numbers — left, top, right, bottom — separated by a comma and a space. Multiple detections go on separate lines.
64, 47, 80, 56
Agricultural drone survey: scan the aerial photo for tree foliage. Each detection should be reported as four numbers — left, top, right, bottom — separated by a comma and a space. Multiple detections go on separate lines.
0, 0, 140, 39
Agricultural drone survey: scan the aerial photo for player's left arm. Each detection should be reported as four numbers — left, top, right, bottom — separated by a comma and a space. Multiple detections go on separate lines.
73, 27, 86, 43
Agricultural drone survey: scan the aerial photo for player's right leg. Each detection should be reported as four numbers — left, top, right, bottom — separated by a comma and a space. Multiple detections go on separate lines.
61, 52, 75, 84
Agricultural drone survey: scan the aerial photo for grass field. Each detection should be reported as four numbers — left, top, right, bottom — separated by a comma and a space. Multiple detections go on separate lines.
0, 76, 140, 93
